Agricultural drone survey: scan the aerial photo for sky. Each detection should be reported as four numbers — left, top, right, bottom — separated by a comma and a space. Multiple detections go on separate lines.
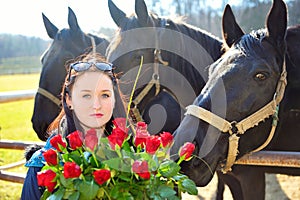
0, 0, 136, 40
0, 0, 240, 40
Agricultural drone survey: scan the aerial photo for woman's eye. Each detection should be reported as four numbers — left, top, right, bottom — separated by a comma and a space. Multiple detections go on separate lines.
102, 93, 110, 98
82, 94, 91, 99
254, 72, 268, 81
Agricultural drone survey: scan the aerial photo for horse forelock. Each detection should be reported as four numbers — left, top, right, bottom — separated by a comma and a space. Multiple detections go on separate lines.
234, 29, 274, 60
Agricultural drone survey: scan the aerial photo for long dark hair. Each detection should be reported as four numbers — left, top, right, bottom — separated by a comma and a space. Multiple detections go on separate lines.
47, 53, 126, 138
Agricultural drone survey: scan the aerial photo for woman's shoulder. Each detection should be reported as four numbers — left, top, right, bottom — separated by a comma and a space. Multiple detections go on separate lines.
25, 133, 57, 167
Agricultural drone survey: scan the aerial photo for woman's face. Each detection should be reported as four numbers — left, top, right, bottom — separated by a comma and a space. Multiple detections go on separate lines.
67, 71, 115, 129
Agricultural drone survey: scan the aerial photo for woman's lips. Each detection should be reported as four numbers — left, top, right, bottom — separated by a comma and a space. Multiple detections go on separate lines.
91, 113, 103, 118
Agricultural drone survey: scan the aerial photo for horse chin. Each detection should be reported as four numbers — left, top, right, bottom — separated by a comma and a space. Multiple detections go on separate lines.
179, 155, 219, 187
31, 118, 48, 141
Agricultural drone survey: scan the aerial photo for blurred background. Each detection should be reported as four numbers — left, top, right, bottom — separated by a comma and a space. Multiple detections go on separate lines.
0, 0, 299, 75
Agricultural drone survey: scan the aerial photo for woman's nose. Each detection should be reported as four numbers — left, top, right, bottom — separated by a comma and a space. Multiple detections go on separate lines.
93, 97, 101, 109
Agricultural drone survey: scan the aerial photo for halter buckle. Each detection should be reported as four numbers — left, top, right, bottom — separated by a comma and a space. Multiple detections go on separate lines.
152, 73, 159, 80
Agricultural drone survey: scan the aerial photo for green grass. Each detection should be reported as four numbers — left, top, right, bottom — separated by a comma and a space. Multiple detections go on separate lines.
0, 73, 40, 92
0, 73, 41, 199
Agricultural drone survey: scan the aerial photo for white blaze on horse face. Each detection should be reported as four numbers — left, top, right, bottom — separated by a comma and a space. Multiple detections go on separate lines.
69, 71, 115, 130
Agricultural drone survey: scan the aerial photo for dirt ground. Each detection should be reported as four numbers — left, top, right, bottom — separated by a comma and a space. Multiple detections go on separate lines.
182, 173, 300, 200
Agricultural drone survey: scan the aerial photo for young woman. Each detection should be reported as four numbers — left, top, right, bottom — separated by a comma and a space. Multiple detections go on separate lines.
21, 53, 126, 200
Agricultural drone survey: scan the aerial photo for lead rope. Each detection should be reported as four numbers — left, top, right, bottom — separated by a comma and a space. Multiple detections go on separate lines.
185, 58, 287, 173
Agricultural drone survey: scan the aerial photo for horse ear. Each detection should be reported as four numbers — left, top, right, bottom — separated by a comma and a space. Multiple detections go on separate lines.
266, 0, 287, 48
108, 0, 127, 27
135, 0, 151, 26
222, 4, 244, 48
68, 7, 81, 31
42, 13, 58, 39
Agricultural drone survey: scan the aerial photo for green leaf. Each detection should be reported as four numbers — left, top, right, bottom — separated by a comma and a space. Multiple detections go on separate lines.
172, 174, 188, 181
157, 185, 176, 198
158, 160, 180, 178
167, 195, 180, 200
110, 186, 120, 199
116, 192, 134, 200
180, 179, 198, 195
77, 180, 99, 200
118, 173, 132, 182
68, 191, 80, 200
59, 175, 73, 188
68, 153, 82, 165
122, 141, 132, 152
62, 153, 70, 162
48, 187, 65, 200
102, 157, 122, 171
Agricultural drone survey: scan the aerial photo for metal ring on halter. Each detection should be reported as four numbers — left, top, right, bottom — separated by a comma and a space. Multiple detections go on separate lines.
152, 73, 159, 80
229, 121, 238, 135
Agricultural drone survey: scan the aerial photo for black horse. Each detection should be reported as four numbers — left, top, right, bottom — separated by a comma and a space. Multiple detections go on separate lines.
106, 0, 223, 134
171, 0, 300, 199
106, 1, 246, 199
31, 7, 110, 141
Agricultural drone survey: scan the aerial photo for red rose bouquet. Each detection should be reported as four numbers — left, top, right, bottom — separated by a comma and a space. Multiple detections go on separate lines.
37, 119, 198, 200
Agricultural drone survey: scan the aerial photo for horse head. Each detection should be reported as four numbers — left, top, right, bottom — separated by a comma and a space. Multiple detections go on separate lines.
32, 7, 109, 141
171, 0, 287, 186
106, 0, 223, 134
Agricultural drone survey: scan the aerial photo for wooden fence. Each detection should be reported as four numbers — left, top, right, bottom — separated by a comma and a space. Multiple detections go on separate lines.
0, 90, 39, 183
0, 89, 36, 103
0, 90, 300, 184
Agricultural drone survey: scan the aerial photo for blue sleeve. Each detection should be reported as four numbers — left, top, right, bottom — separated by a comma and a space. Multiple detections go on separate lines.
21, 167, 44, 200
21, 134, 56, 199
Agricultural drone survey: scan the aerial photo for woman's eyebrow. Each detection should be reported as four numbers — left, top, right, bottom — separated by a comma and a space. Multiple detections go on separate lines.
80, 89, 92, 92
101, 89, 113, 92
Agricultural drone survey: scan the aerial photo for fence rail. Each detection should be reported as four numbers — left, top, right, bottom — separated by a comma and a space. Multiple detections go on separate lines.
0, 89, 36, 103
235, 151, 300, 168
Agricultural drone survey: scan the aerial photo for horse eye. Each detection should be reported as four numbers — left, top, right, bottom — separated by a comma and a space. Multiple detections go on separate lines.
254, 73, 267, 81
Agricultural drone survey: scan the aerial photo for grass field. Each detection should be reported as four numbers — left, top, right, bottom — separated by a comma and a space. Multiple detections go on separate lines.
0, 73, 41, 199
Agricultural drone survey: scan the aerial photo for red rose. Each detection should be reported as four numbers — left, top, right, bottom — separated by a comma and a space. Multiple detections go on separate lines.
37, 169, 57, 192
43, 149, 58, 166
179, 142, 195, 161
145, 135, 161, 155
93, 169, 111, 185
160, 132, 173, 147
67, 130, 83, 150
50, 134, 67, 152
134, 121, 150, 148
132, 160, 150, 179
63, 162, 81, 179
85, 129, 98, 151
112, 117, 129, 133
108, 127, 128, 150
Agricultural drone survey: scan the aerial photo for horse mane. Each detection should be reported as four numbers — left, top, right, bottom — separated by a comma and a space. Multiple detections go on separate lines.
107, 11, 223, 95
108, 11, 222, 58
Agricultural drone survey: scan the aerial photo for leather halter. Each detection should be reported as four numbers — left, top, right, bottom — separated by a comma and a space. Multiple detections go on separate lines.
129, 49, 169, 123
185, 59, 287, 173
36, 35, 97, 108
129, 19, 170, 123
